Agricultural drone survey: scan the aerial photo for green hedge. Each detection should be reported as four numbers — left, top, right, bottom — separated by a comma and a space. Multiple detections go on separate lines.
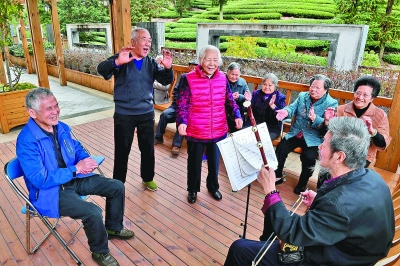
195, 12, 282, 20
169, 27, 196, 33
254, 47, 327, 66
166, 22, 197, 28
256, 38, 329, 51
165, 32, 197, 41
383, 54, 400, 65
165, 41, 196, 50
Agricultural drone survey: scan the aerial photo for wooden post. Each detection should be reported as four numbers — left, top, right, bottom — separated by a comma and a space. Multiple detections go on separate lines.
19, 18, 33, 74
112, 0, 131, 52
375, 76, 400, 172
26, 0, 50, 88
0, 50, 6, 84
109, 2, 118, 54
50, 0, 66, 86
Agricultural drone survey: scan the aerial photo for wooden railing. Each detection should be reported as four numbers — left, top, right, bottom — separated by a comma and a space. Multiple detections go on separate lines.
156, 64, 399, 173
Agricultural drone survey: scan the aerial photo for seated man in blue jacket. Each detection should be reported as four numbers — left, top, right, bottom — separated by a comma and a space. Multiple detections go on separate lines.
16, 88, 134, 266
225, 117, 394, 266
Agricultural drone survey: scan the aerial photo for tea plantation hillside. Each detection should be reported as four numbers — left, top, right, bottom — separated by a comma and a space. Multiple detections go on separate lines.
157, 0, 400, 67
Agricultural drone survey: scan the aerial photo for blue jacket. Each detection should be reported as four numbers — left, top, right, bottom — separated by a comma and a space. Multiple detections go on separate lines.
284, 92, 337, 147
16, 118, 92, 218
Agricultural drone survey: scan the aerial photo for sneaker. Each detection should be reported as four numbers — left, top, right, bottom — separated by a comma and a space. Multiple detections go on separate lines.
143, 180, 158, 191
154, 137, 164, 144
171, 146, 180, 155
107, 228, 135, 240
92, 252, 119, 266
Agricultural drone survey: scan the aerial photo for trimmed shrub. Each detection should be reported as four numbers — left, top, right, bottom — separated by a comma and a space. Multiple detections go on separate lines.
383, 54, 400, 65
361, 51, 381, 67
165, 41, 196, 50
165, 32, 197, 41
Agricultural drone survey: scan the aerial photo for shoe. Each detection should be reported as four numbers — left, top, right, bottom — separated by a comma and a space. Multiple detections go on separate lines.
209, 190, 222, 201
171, 146, 180, 155
275, 177, 284, 185
154, 137, 163, 144
107, 228, 135, 240
293, 186, 305, 195
188, 192, 197, 204
143, 181, 158, 191
92, 252, 119, 266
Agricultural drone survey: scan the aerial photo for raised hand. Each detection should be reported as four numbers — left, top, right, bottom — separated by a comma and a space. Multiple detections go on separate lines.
161, 49, 173, 69
115, 47, 135, 66
276, 109, 288, 121
269, 94, 276, 109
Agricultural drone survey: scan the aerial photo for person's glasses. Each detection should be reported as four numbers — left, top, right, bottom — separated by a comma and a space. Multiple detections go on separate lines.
354, 91, 371, 98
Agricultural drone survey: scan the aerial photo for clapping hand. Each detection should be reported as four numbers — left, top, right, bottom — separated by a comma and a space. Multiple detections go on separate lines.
276, 109, 288, 121
301, 190, 316, 207
308, 106, 317, 123
361, 116, 375, 134
76, 157, 98, 175
244, 91, 252, 101
269, 94, 276, 109
324, 107, 335, 121
232, 92, 239, 100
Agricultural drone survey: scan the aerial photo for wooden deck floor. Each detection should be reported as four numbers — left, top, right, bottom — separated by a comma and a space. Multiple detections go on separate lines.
0, 117, 397, 266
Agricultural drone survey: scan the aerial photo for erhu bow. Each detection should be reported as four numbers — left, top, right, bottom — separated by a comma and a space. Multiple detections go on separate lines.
242, 100, 305, 265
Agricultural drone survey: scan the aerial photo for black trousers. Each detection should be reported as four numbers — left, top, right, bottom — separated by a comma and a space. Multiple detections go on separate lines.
59, 175, 125, 254
186, 140, 220, 193
113, 112, 155, 183
275, 136, 319, 189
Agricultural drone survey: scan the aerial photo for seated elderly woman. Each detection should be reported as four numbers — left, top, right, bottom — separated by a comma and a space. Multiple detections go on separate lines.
224, 117, 394, 266
317, 76, 392, 187
226, 62, 251, 132
274, 74, 337, 193
249, 73, 286, 141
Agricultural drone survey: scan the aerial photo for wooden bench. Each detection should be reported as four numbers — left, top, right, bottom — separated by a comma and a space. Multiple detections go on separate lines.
160, 66, 393, 148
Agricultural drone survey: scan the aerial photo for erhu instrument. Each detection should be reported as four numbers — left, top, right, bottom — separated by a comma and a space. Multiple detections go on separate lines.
242, 100, 305, 266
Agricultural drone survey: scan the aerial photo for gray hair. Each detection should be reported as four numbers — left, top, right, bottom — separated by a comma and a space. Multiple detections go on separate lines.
263, 73, 279, 89
309, 74, 332, 91
25, 87, 55, 111
327, 117, 370, 169
227, 62, 241, 72
130, 27, 149, 41
197, 45, 223, 66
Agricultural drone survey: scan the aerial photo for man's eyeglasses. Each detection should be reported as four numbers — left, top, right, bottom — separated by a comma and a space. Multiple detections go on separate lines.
354, 91, 372, 98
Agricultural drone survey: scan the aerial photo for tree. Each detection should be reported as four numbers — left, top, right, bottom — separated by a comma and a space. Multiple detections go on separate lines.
212, 0, 229, 20
57, 0, 109, 34
130, 0, 167, 22
334, 0, 400, 62
0, 0, 24, 89
174, 0, 192, 18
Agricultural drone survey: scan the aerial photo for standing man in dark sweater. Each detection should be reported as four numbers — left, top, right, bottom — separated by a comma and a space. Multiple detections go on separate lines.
97, 27, 173, 191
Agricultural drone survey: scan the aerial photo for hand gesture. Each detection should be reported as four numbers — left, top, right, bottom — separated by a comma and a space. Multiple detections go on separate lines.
161, 49, 173, 69
76, 157, 98, 175
301, 190, 316, 207
235, 118, 243, 129
276, 109, 288, 121
269, 94, 276, 109
257, 166, 276, 195
361, 116, 375, 134
115, 47, 135, 66
232, 92, 239, 100
324, 107, 335, 121
244, 91, 252, 101
178, 124, 187, 136
308, 106, 316, 123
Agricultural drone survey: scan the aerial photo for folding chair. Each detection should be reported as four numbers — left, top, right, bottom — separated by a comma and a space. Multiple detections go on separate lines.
4, 155, 105, 265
